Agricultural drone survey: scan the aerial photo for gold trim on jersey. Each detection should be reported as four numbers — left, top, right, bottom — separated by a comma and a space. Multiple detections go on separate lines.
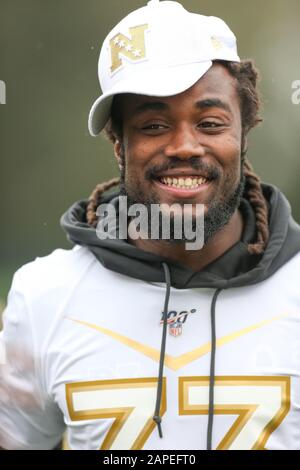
66, 313, 289, 371
66, 377, 166, 450
179, 376, 290, 450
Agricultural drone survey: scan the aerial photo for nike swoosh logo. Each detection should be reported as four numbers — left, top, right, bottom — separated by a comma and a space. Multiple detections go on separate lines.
66, 313, 289, 371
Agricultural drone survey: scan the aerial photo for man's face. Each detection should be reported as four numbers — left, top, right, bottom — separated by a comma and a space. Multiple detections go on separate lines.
116, 63, 245, 244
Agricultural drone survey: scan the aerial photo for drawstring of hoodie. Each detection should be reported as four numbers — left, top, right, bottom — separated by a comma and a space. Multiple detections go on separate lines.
206, 287, 223, 450
152, 263, 223, 449
153, 262, 171, 438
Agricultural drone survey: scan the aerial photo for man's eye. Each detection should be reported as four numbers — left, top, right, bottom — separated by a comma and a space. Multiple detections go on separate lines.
142, 124, 167, 130
199, 121, 223, 128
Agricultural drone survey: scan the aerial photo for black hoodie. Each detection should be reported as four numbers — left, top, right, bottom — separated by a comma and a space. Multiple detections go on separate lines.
61, 182, 300, 449
61, 183, 300, 289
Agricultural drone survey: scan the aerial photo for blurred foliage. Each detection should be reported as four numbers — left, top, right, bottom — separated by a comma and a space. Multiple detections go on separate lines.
0, 0, 299, 305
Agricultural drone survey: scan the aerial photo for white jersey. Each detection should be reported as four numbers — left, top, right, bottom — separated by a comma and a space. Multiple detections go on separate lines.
1, 245, 300, 450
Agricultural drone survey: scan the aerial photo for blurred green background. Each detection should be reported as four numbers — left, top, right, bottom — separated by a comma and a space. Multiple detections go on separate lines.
0, 0, 300, 314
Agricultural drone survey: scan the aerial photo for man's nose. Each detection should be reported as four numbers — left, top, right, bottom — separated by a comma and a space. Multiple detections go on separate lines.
164, 124, 205, 159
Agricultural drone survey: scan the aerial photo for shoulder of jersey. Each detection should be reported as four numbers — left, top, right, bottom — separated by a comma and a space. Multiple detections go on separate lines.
14, 246, 97, 301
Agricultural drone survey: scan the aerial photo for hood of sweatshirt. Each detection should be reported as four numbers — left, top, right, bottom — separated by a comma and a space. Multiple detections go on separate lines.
61, 182, 300, 449
61, 183, 300, 289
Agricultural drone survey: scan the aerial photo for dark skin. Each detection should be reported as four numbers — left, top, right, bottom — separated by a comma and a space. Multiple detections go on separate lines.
114, 64, 244, 271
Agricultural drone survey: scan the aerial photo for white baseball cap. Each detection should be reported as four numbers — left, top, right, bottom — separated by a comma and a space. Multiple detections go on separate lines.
88, 0, 240, 136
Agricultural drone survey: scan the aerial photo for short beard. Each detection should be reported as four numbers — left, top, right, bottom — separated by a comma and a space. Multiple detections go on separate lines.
118, 147, 245, 246
200, 173, 245, 244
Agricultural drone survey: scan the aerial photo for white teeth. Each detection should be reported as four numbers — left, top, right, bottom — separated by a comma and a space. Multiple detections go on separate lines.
160, 176, 208, 188
198, 177, 206, 185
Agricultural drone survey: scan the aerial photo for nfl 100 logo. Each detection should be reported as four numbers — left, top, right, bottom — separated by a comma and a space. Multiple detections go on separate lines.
169, 320, 183, 337
160, 309, 197, 337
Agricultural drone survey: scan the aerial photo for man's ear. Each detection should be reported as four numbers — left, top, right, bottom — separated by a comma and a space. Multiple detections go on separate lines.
114, 140, 124, 171
241, 134, 248, 157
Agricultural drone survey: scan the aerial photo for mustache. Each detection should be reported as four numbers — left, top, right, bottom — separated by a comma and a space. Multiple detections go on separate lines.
145, 158, 220, 181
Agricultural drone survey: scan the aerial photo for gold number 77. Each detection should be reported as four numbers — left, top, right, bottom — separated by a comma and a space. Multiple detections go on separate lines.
66, 375, 290, 450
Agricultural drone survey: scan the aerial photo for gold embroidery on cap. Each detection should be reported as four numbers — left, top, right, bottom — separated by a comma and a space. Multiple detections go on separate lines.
211, 36, 223, 50
110, 24, 148, 74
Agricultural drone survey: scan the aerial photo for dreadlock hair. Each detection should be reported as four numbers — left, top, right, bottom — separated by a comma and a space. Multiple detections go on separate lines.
87, 59, 269, 255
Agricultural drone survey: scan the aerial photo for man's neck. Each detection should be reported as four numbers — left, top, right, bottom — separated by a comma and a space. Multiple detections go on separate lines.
130, 209, 244, 272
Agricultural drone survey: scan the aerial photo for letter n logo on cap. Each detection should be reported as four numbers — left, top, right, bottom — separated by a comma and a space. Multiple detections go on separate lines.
109, 24, 148, 74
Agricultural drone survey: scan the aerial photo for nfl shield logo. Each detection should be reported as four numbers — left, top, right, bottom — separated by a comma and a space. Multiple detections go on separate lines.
169, 321, 182, 337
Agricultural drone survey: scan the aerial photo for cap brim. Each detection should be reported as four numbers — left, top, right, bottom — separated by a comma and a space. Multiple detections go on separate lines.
88, 61, 212, 137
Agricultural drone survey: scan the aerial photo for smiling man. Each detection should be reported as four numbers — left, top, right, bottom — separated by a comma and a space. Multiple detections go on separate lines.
112, 64, 245, 268
1, 0, 300, 451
